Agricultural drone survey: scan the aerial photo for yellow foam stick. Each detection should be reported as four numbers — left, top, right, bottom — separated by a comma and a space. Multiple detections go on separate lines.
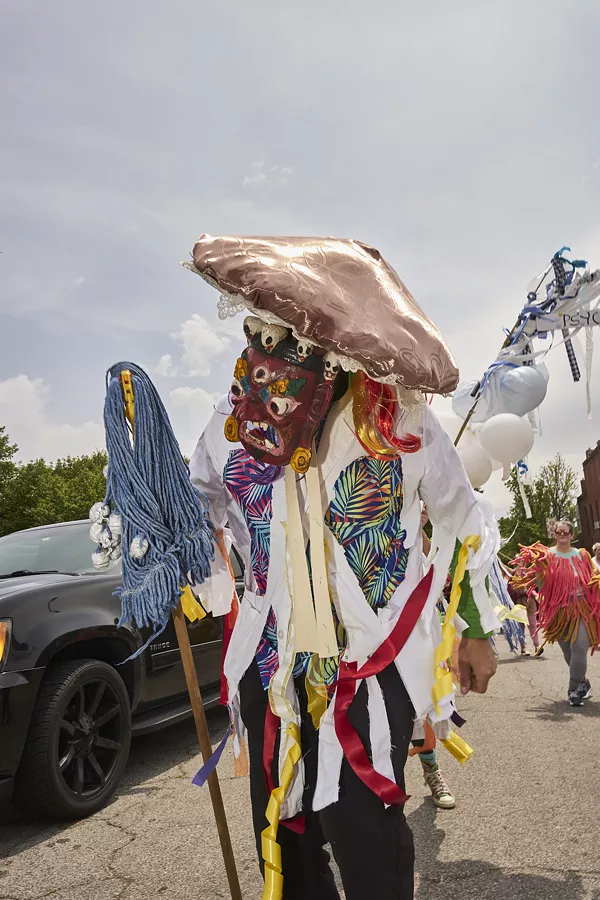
261, 723, 302, 900
432, 535, 480, 711
441, 731, 473, 765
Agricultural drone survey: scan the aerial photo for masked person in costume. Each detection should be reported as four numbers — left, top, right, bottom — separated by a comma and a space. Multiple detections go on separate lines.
186, 235, 500, 900
512, 521, 600, 707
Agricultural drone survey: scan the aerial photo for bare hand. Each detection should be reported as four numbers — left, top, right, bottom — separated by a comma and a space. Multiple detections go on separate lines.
458, 637, 497, 695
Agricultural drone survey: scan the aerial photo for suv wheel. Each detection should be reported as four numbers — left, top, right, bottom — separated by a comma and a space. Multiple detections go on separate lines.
14, 658, 132, 819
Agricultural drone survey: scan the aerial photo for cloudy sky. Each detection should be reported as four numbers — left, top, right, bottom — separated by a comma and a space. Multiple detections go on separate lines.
1, 0, 599, 514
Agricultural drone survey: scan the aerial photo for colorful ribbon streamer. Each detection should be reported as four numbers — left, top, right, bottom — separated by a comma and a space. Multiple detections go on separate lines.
494, 602, 529, 626
192, 725, 231, 787
333, 569, 434, 806
432, 535, 480, 711
261, 723, 302, 900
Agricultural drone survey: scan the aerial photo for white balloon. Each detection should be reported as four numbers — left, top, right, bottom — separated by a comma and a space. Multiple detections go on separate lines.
453, 364, 548, 423
490, 458, 504, 472
500, 365, 548, 416
458, 444, 493, 489
479, 413, 534, 464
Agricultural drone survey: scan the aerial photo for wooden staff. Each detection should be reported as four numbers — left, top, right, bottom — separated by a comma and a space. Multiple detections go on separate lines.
120, 371, 242, 900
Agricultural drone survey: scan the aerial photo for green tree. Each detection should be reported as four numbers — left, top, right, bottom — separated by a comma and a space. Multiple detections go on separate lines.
0, 427, 108, 537
498, 453, 578, 559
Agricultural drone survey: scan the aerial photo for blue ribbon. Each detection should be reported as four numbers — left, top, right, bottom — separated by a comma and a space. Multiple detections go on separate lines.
192, 725, 232, 787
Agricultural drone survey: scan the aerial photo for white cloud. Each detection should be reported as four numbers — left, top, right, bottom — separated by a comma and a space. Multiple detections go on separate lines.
0, 375, 105, 462
243, 161, 294, 187
156, 354, 175, 377
152, 315, 232, 378
169, 386, 219, 455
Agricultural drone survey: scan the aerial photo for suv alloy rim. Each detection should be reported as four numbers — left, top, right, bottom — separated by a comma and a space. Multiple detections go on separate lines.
58, 676, 125, 799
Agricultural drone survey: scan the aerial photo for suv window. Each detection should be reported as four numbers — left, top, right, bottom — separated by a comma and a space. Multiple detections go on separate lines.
0, 522, 110, 577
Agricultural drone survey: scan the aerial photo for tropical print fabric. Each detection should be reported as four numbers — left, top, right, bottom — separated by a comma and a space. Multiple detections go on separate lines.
223, 448, 273, 596
225, 451, 409, 694
325, 457, 409, 610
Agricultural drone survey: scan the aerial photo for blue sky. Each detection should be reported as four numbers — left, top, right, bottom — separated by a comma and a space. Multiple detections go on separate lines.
1, 0, 599, 512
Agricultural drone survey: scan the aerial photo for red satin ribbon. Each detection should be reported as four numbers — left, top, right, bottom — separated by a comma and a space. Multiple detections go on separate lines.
334, 568, 434, 806
264, 704, 306, 834
220, 592, 239, 706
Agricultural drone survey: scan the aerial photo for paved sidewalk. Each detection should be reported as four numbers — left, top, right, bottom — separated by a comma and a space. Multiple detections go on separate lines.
1, 643, 599, 899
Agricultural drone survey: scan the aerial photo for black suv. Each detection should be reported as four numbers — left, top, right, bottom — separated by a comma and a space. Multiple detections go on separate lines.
0, 520, 242, 819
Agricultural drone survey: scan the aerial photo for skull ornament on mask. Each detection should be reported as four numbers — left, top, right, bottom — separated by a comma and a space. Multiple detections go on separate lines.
225, 335, 336, 473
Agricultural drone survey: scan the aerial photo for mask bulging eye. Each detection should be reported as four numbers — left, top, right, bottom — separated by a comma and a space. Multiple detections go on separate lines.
252, 366, 269, 385
231, 378, 244, 399
268, 397, 298, 417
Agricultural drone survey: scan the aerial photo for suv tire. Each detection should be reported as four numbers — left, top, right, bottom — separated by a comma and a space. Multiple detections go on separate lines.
14, 658, 131, 819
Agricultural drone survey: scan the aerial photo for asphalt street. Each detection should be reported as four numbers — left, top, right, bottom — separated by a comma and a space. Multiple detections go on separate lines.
1, 642, 599, 899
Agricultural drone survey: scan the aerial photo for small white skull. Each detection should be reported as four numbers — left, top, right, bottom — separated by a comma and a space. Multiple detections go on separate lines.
89, 522, 104, 544
92, 549, 111, 571
323, 351, 340, 381
89, 501, 109, 524
261, 323, 288, 353
98, 527, 113, 549
108, 512, 122, 537
296, 339, 314, 363
243, 316, 263, 343
130, 535, 150, 559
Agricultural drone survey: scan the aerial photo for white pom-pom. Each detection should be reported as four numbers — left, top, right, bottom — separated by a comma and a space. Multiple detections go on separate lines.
130, 536, 149, 559
90, 522, 104, 544
100, 503, 110, 519
92, 549, 111, 570
108, 513, 122, 537
89, 502, 105, 524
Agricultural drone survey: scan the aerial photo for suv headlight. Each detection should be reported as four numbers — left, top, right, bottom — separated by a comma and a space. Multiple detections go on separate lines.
0, 619, 11, 671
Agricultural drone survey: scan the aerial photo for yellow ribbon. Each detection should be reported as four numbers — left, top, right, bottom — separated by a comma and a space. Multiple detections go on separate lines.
305, 655, 328, 730
441, 731, 473, 765
432, 535, 480, 711
261, 723, 302, 900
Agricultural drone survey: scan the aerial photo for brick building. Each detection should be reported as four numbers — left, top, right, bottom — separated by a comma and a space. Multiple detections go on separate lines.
577, 441, 600, 551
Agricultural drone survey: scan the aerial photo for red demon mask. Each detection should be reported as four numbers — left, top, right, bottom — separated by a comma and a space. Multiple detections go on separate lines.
224, 337, 336, 473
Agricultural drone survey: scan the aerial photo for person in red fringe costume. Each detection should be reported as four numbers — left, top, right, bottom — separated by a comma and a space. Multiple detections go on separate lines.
511, 521, 600, 706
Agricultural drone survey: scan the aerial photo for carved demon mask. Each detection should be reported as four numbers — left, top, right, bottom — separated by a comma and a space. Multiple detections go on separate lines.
224, 334, 336, 473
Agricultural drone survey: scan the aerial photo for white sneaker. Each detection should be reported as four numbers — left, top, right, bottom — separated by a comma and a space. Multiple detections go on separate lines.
423, 767, 456, 809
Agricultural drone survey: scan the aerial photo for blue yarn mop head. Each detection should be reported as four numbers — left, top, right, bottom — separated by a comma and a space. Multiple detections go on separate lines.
103, 362, 215, 648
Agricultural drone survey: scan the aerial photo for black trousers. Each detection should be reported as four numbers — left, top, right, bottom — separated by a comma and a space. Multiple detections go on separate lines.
239, 660, 415, 900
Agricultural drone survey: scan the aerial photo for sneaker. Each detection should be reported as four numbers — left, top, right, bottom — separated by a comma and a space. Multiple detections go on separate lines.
534, 645, 544, 657
579, 679, 592, 700
423, 767, 456, 809
568, 689, 584, 707
520, 648, 531, 657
